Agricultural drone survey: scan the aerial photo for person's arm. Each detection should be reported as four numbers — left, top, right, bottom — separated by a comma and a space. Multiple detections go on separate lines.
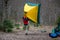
22, 17, 24, 21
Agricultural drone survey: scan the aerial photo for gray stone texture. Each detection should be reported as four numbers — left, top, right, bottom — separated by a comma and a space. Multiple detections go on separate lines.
0, 0, 60, 25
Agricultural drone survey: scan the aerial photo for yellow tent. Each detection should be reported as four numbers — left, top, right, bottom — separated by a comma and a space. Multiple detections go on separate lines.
24, 3, 41, 23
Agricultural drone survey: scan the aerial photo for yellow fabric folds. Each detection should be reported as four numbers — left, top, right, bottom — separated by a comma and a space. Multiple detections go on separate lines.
24, 3, 38, 23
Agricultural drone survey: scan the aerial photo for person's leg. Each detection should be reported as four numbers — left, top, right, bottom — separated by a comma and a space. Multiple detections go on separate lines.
23, 24, 26, 30
27, 25, 29, 30
25, 25, 29, 35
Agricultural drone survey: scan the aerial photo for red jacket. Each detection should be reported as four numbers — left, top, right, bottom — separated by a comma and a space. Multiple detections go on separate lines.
23, 17, 29, 25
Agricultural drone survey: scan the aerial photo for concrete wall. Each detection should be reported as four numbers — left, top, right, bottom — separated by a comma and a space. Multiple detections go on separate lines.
2, 0, 60, 25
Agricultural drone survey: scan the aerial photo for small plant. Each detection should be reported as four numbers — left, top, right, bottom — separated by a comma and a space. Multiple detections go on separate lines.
56, 16, 60, 24
3, 19, 14, 32
0, 23, 3, 31
55, 16, 60, 32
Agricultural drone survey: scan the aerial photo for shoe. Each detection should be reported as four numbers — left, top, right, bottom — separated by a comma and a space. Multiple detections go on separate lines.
25, 33, 28, 35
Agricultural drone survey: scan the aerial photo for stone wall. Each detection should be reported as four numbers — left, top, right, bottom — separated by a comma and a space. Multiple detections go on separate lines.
40, 0, 60, 25
2, 0, 60, 25
0, 0, 4, 22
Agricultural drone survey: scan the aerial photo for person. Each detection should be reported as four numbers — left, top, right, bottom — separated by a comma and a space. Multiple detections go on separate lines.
23, 14, 29, 35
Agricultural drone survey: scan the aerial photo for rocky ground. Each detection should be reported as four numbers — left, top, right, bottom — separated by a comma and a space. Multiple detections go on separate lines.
0, 26, 60, 40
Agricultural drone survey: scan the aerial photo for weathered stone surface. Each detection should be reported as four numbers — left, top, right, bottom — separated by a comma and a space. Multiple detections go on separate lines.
0, 0, 60, 25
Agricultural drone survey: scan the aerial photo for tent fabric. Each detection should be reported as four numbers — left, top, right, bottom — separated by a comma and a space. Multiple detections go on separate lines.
27, 2, 38, 6
24, 3, 36, 12
24, 3, 41, 23
37, 4, 41, 24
